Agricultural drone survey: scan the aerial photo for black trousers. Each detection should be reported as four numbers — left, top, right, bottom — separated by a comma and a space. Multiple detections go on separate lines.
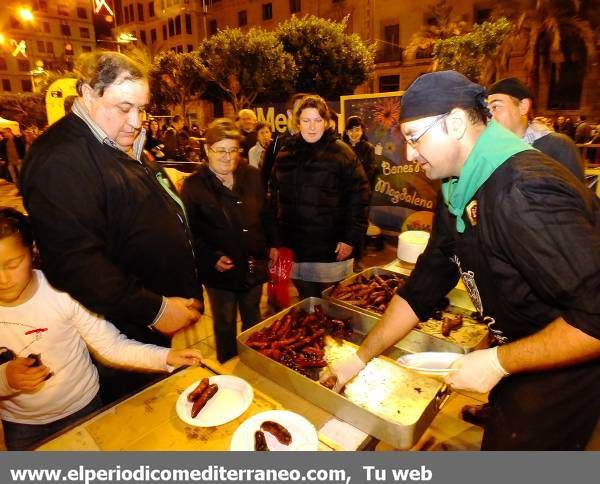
482, 362, 600, 450
292, 279, 332, 300
206, 285, 263, 363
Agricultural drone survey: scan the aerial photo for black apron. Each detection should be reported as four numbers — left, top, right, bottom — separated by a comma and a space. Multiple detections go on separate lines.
447, 197, 600, 450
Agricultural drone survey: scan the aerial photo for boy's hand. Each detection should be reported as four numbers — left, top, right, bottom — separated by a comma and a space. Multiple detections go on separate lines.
6, 357, 52, 391
166, 349, 204, 368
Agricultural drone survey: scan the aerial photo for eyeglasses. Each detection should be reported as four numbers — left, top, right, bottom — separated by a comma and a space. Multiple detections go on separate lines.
208, 146, 243, 157
405, 113, 449, 147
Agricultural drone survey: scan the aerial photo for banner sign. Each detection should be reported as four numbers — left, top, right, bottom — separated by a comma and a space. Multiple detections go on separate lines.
341, 92, 439, 232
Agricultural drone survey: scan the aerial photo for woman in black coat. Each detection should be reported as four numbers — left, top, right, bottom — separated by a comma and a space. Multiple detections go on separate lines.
269, 96, 370, 299
182, 119, 279, 362
342, 115, 376, 190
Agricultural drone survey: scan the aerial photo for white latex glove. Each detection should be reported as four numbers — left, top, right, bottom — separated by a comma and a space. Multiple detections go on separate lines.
444, 347, 509, 394
321, 353, 366, 393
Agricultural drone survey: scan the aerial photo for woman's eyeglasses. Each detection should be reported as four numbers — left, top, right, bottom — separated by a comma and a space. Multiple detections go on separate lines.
208, 147, 243, 157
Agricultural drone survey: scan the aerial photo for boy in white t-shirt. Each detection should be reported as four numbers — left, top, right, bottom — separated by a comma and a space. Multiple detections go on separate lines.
0, 208, 203, 450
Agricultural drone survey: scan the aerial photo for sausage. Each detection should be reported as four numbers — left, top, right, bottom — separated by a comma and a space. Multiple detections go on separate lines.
261, 420, 292, 445
191, 383, 218, 418
254, 430, 269, 451
187, 377, 210, 402
442, 314, 463, 337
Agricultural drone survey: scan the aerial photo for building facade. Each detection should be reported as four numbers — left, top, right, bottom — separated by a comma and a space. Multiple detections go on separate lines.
1, 0, 96, 93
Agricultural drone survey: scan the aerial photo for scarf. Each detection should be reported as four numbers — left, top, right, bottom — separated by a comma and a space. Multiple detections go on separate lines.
441, 120, 533, 233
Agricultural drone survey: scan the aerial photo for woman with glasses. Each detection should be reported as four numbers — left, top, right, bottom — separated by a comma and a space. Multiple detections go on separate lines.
181, 119, 279, 363
269, 96, 370, 299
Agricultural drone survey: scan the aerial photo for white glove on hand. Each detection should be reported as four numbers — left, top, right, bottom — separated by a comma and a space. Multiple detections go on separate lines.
444, 347, 509, 394
321, 352, 366, 393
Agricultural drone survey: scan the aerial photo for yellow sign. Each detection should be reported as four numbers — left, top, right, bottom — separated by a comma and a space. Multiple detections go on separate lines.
10, 39, 27, 58
45, 78, 79, 126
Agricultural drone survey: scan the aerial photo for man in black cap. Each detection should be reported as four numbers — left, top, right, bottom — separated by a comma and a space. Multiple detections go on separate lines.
487, 77, 583, 180
324, 71, 600, 450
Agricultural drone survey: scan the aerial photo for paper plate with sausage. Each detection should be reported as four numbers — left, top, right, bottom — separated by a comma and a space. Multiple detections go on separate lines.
176, 375, 253, 427
230, 410, 318, 451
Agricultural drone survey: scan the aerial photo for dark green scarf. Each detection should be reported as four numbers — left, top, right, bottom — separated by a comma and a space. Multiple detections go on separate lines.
441, 120, 533, 233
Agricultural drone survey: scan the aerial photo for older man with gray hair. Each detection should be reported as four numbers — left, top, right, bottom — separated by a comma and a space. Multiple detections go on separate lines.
20, 51, 203, 402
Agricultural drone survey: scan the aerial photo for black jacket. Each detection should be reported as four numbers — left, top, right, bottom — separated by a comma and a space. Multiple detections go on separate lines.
182, 163, 278, 291
20, 113, 200, 345
398, 149, 600, 449
532, 132, 584, 181
269, 130, 370, 262
349, 139, 376, 189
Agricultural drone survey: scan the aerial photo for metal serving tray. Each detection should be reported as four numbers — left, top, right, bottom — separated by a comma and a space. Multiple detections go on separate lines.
323, 267, 489, 353
237, 297, 451, 449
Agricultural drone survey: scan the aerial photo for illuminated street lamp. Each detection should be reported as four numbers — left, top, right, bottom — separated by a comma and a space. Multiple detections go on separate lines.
0, 33, 5, 45
18, 8, 34, 23
117, 33, 137, 43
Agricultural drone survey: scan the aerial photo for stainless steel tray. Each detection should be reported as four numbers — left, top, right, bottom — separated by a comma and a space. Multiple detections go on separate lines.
323, 267, 489, 353
237, 297, 451, 449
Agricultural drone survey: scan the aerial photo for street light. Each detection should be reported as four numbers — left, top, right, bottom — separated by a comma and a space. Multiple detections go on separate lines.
18, 8, 34, 23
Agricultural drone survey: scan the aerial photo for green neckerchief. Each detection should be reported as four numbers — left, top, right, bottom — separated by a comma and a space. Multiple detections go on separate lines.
441, 120, 533, 233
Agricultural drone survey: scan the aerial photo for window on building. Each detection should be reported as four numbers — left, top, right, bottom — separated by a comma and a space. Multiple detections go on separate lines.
185, 14, 192, 34
475, 8, 492, 24
175, 15, 181, 35
289, 0, 301, 13
262, 3, 273, 21
168, 18, 175, 37
57, 4, 69, 16
208, 19, 219, 35
140, 30, 147, 44
61, 23, 71, 36
151, 28, 157, 43
187, 44, 193, 52
124, 7, 130, 23
138, 3, 144, 22
238, 10, 247, 27
46, 41, 54, 54
149, 2, 155, 17
129, 4, 135, 22
0, 58, 7, 71
378, 75, 400, 92
176, 45, 184, 53
43, 22, 51, 33
77, 7, 87, 19
208, 19, 218, 36
18, 59, 31, 72
9, 17, 21, 29
22, 79, 33, 92
80, 27, 90, 39
382, 24, 401, 61
81, 45, 92, 52
37, 40, 46, 53
2, 79, 11, 92
162, 24, 167, 40
38, 0, 48, 12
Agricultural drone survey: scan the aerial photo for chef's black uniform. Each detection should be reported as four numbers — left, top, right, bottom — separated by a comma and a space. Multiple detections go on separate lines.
398, 150, 600, 450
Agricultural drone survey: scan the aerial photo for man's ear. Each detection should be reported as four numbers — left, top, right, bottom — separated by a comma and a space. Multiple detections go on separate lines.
447, 108, 468, 140
80, 83, 95, 108
519, 98, 532, 117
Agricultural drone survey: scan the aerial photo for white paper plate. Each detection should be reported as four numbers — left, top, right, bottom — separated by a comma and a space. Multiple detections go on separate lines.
230, 410, 318, 451
396, 352, 462, 376
176, 375, 253, 427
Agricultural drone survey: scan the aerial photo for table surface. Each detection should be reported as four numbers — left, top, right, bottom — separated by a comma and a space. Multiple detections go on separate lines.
36, 357, 486, 451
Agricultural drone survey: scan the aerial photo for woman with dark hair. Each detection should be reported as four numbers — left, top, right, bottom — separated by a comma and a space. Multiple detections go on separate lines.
342, 116, 376, 189
269, 96, 370, 299
181, 119, 279, 363
144, 119, 165, 160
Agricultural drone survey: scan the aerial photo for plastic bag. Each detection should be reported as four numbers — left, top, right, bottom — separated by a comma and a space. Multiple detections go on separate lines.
268, 247, 294, 309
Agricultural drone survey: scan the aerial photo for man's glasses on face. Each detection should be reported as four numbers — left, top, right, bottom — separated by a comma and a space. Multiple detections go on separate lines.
208, 146, 243, 157
405, 113, 449, 147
